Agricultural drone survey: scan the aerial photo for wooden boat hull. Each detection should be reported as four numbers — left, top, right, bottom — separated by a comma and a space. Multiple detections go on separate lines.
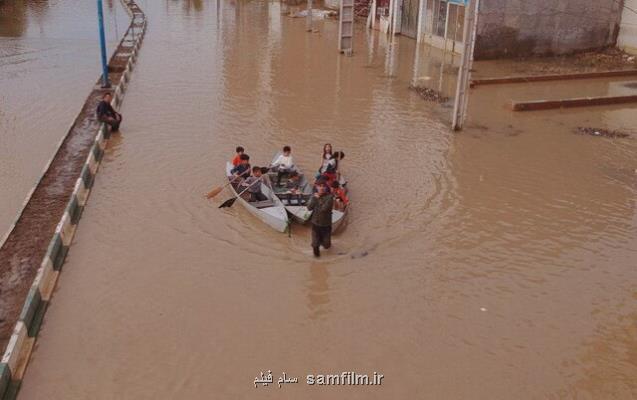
225, 162, 289, 233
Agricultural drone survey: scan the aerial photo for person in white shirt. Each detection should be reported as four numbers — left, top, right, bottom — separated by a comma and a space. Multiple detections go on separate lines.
273, 145, 296, 186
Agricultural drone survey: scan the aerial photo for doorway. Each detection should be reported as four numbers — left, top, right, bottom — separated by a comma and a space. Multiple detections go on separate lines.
400, 0, 420, 38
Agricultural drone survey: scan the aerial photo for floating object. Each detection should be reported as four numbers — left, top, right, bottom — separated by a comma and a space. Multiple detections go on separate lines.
290, 9, 336, 19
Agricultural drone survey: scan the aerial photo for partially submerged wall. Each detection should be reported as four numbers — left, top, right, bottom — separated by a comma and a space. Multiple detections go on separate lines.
475, 0, 623, 59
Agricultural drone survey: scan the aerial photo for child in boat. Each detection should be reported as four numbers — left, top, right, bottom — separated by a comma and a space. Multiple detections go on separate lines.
272, 145, 295, 186
232, 146, 245, 166
230, 154, 251, 179
331, 180, 348, 211
322, 143, 333, 160
317, 143, 334, 178
332, 150, 345, 182
240, 166, 267, 202
319, 153, 337, 184
285, 171, 302, 205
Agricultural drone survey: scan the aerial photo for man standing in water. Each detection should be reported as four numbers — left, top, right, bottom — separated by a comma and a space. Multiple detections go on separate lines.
307, 179, 333, 257
96, 92, 122, 131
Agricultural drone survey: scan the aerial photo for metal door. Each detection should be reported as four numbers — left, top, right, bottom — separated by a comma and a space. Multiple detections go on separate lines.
400, 0, 419, 38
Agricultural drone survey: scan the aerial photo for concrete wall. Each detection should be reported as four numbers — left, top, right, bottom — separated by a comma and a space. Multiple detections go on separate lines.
475, 0, 623, 59
618, 0, 637, 54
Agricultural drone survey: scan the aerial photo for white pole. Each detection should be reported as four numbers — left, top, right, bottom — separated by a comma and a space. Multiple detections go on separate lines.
306, 0, 313, 31
451, 0, 479, 131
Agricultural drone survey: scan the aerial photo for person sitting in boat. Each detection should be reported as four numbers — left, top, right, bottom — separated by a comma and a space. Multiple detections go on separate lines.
334, 151, 345, 180
232, 146, 245, 167
285, 171, 302, 205
272, 145, 296, 186
240, 166, 267, 202
317, 143, 334, 178
322, 143, 333, 160
307, 179, 334, 258
319, 153, 337, 184
331, 180, 348, 211
230, 154, 251, 180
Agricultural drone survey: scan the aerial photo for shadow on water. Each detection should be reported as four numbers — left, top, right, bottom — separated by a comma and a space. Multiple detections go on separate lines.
306, 262, 330, 320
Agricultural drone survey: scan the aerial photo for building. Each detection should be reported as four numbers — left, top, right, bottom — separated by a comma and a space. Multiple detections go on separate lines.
369, 0, 627, 59
618, 0, 637, 54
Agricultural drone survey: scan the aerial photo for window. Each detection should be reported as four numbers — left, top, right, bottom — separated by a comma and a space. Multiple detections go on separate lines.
448, 3, 465, 43
434, 0, 447, 38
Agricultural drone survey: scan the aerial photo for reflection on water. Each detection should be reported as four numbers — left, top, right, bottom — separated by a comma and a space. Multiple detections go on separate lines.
177, 0, 205, 13
0, 0, 48, 37
11, 0, 637, 399
306, 262, 330, 320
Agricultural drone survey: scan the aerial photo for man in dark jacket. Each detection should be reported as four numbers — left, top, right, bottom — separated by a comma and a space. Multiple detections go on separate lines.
307, 179, 333, 257
96, 93, 122, 131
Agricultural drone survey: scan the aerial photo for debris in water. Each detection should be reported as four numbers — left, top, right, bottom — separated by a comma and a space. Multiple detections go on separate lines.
351, 250, 369, 259
289, 9, 337, 18
480, 307, 487, 312
574, 127, 631, 139
409, 85, 449, 103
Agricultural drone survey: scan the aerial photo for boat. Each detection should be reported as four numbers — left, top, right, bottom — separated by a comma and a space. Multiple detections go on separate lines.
225, 162, 289, 232
268, 153, 349, 231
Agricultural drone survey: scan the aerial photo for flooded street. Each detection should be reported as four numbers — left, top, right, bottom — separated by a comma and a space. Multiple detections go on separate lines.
0, 0, 127, 235
8, 0, 637, 399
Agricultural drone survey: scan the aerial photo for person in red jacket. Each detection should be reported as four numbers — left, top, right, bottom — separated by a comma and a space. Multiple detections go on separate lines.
331, 181, 349, 211
232, 146, 245, 166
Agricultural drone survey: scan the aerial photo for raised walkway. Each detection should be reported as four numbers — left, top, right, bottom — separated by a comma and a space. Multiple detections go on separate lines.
0, 1, 146, 398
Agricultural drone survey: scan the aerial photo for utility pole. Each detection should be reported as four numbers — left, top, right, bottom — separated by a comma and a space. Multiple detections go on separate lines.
97, 0, 111, 88
451, 0, 479, 130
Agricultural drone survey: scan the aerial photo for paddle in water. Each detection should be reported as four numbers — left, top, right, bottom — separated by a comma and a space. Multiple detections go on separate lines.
218, 176, 263, 208
206, 175, 240, 199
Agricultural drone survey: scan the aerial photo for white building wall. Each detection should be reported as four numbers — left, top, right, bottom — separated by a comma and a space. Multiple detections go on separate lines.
618, 0, 637, 54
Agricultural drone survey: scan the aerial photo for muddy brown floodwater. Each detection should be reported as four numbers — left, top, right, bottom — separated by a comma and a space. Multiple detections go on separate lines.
0, 0, 129, 236
13, 0, 637, 399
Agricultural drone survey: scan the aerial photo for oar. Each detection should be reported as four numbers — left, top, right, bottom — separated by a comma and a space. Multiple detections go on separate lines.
205, 170, 248, 199
219, 176, 263, 208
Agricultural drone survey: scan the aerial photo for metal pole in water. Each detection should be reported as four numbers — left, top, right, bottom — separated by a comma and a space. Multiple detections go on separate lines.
306, 0, 313, 31
97, 0, 111, 88
451, 0, 479, 131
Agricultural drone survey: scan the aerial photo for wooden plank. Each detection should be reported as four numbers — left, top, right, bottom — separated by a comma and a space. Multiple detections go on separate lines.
471, 69, 637, 87
511, 95, 637, 111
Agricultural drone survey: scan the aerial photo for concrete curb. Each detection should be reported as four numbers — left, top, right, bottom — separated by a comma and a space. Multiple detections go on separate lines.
471, 69, 637, 87
511, 94, 637, 111
0, 1, 146, 399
